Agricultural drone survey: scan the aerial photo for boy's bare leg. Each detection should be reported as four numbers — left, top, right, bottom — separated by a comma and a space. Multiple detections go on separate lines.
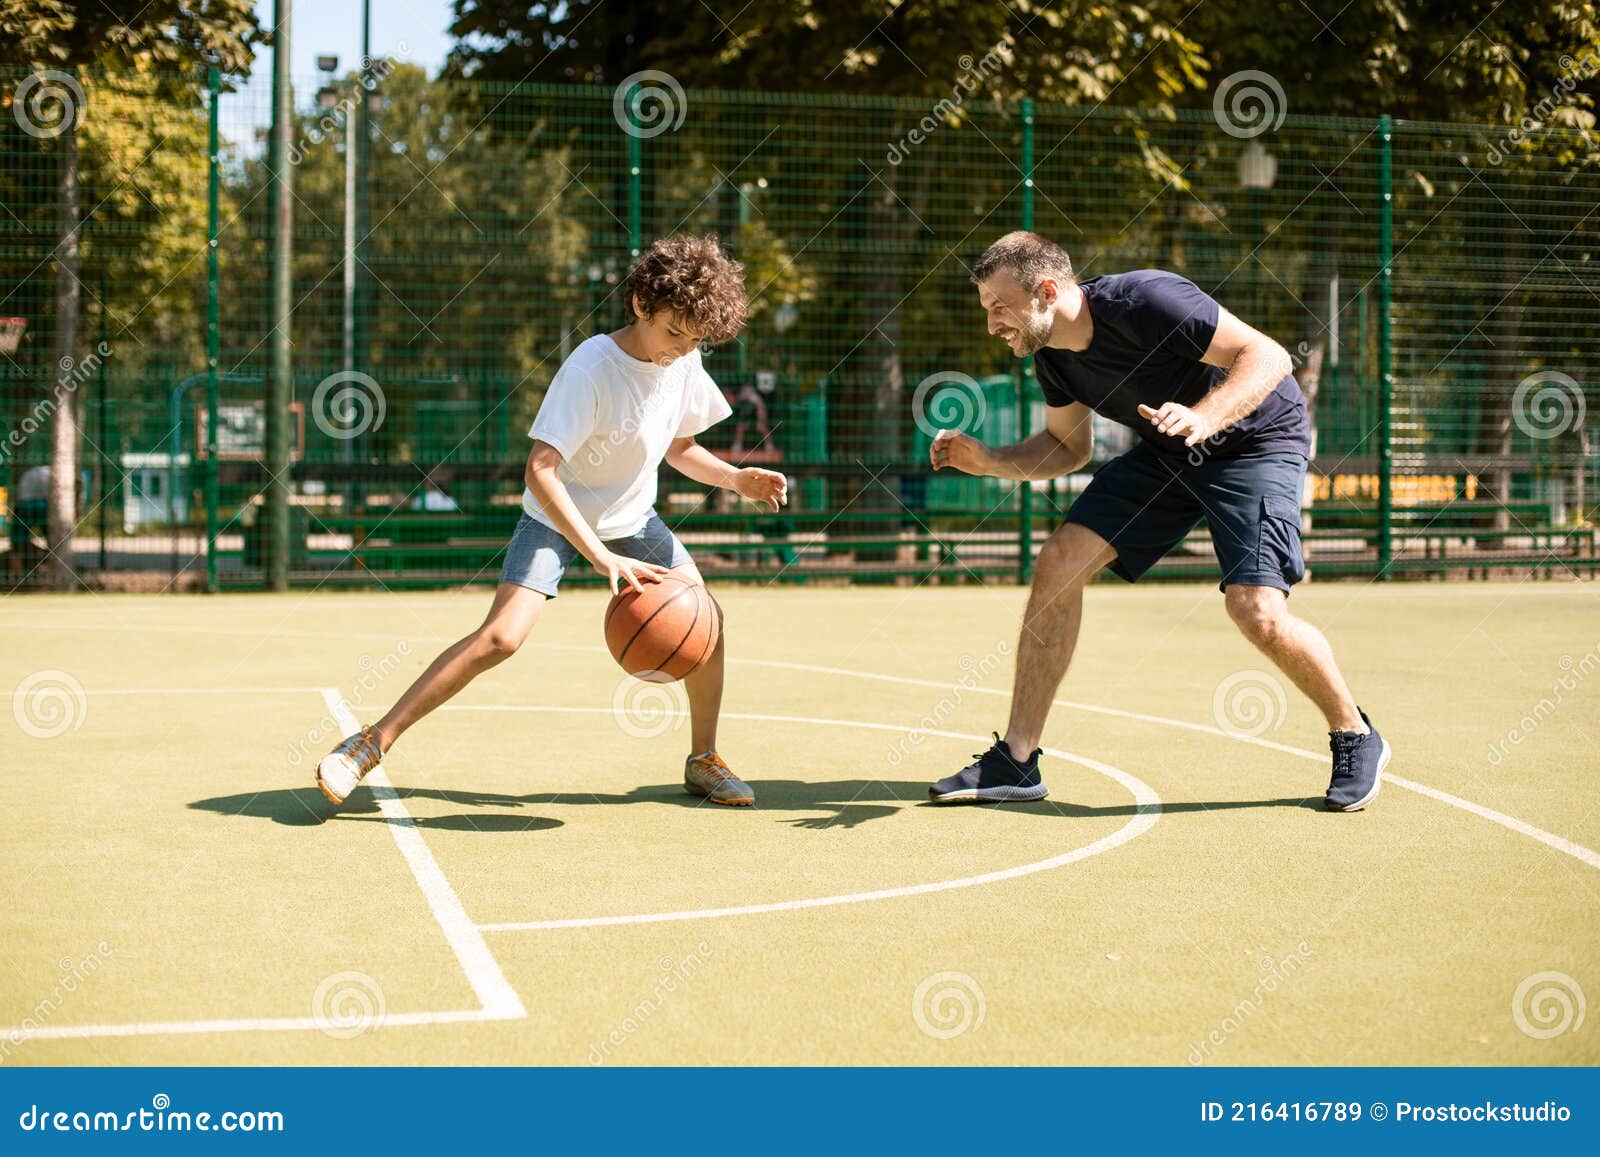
676, 565, 723, 755
673, 566, 752, 805
684, 629, 725, 755
370, 583, 547, 751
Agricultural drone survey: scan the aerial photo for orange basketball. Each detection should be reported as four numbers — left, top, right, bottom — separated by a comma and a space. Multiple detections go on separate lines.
604, 573, 721, 682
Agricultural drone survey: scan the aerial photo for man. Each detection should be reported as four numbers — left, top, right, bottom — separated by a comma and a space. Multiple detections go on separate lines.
927, 231, 1388, 811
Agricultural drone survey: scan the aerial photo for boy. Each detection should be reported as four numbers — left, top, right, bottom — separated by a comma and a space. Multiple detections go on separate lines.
316, 235, 787, 808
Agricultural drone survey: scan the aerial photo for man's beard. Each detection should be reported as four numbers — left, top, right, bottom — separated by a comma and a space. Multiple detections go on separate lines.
1010, 312, 1053, 357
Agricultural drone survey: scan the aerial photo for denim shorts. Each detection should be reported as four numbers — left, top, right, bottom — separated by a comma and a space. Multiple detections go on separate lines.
498, 511, 692, 597
1063, 443, 1308, 593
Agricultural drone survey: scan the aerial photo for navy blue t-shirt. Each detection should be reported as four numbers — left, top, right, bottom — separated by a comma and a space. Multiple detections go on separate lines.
1034, 270, 1311, 459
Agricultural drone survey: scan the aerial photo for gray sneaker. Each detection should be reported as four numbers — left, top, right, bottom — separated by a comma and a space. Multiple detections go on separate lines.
684, 751, 755, 807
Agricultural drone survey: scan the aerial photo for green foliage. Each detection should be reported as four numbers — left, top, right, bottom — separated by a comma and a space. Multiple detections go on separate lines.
448, 0, 1205, 105
0, 0, 261, 72
1184, 0, 1600, 127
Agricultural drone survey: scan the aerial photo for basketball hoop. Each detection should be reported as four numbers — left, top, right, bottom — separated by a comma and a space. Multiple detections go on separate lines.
0, 318, 26, 355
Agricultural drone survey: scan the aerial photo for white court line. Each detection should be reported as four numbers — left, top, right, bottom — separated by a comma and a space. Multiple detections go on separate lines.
321, 689, 525, 1021
8, 687, 329, 697
8, 1009, 498, 1043
0, 692, 526, 1044
430, 707, 1161, 933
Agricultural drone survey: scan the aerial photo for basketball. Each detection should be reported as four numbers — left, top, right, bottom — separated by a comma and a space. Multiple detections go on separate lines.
604, 573, 721, 682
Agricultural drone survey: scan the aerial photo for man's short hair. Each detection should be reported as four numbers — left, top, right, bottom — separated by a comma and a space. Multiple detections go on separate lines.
623, 234, 748, 345
971, 231, 1074, 291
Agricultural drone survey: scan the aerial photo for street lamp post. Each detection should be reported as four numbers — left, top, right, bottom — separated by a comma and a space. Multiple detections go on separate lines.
314, 57, 356, 390
1237, 142, 1277, 321
317, 57, 359, 512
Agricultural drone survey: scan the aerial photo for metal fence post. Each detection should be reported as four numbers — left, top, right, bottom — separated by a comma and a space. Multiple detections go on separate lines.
1017, 97, 1036, 584
205, 66, 222, 593
265, 0, 294, 590
1377, 114, 1394, 580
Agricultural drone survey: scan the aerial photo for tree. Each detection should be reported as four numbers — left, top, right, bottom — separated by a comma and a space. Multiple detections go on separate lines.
0, 0, 260, 589
1183, 1, 1600, 522
444, 0, 1600, 544
447, 0, 1205, 103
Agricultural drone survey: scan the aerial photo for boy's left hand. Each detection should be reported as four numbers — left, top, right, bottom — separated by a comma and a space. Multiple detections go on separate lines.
734, 467, 788, 512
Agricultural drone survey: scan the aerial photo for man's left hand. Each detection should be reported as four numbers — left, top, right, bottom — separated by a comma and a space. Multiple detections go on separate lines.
1137, 402, 1218, 448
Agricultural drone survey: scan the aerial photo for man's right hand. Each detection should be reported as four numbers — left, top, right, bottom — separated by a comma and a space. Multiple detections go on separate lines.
930, 429, 993, 476
593, 550, 671, 595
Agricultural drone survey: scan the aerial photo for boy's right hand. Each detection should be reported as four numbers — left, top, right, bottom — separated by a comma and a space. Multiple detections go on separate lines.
930, 429, 993, 476
593, 550, 671, 596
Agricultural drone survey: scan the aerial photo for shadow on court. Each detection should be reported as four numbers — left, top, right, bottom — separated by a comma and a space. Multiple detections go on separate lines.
186, 787, 562, 831
951, 796, 1322, 818
190, 781, 1319, 830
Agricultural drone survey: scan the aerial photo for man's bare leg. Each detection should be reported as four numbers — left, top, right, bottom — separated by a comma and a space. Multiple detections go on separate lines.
369, 583, 547, 751
1223, 584, 1363, 732
1001, 523, 1117, 757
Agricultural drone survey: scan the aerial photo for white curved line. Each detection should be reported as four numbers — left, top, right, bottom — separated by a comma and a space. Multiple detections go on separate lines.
720, 658, 1600, 872
431, 707, 1161, 932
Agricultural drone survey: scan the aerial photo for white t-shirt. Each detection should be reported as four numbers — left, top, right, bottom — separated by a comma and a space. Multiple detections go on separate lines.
522, 334, 732, 539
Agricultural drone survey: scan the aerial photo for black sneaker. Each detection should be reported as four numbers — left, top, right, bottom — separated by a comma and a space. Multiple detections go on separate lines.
929, 733, 1049, 804
1324, 710, 1391, 812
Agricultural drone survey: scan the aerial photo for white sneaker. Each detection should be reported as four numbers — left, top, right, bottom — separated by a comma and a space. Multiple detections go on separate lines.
316, 725, 384, 805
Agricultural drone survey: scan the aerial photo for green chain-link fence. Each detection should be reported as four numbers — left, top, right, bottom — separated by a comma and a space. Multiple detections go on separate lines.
3, 67, 1597, 590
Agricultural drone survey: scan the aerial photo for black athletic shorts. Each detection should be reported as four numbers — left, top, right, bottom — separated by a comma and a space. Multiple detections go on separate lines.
1062, 442, 1308, 593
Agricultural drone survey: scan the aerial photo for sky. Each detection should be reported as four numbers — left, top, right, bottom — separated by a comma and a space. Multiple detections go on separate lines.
250, 0, 456, 83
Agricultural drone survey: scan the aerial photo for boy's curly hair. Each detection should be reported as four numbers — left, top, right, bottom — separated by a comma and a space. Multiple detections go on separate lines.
623, 234, 748, 345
